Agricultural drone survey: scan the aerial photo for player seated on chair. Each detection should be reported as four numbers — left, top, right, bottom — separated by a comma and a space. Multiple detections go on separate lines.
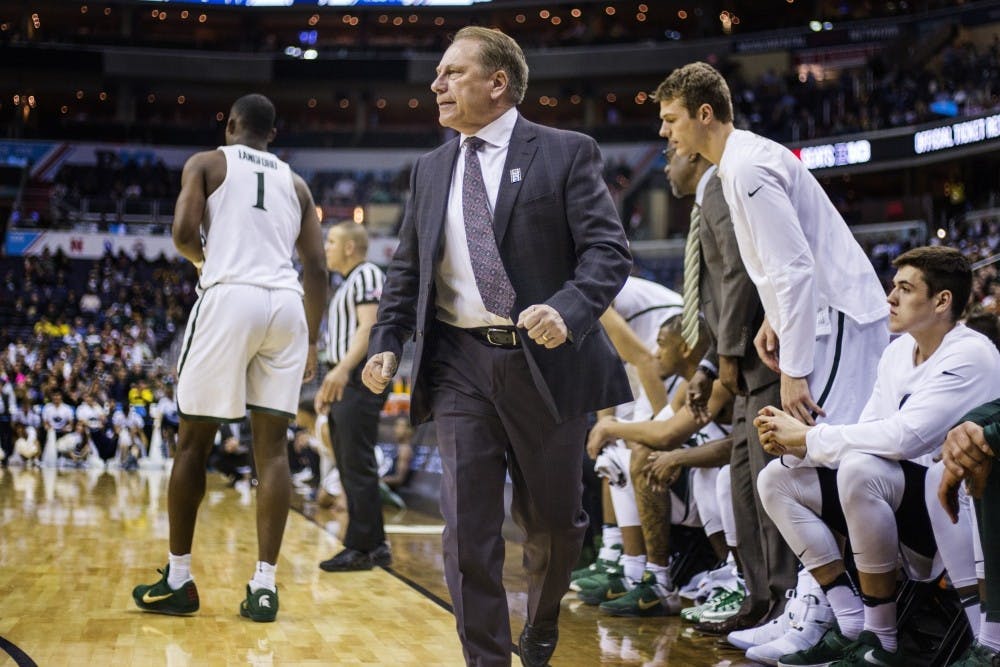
754, 246, 1000, 667
583, 313, 736, 618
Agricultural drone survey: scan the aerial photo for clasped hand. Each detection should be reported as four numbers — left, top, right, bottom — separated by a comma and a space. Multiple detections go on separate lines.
517, 304, 568, 349
754, 405, 809, 459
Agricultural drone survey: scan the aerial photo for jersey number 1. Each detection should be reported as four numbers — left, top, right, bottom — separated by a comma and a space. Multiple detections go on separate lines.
253, 171, 267, 211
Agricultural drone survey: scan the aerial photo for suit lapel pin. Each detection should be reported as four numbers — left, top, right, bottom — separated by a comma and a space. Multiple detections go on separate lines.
509, 167, 522, 183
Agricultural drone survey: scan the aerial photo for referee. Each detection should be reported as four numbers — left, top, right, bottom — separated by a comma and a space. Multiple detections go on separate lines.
316, 222, 391, 572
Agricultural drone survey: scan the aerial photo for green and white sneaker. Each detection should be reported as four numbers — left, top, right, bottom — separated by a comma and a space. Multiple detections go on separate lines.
240, 584, 278, 623
829, 630, 907, 667
777, 625, 854, 667
570, 549, 623, 591
598, 571, 682, 618
680, 586, 732, 623
574, 566, 625, 592
578, 575, 633, 605
132, 565, 200, 616
699, 587, 746, 622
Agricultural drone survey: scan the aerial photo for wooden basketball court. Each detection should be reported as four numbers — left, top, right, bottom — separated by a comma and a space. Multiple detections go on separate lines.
0, 465, 758, 666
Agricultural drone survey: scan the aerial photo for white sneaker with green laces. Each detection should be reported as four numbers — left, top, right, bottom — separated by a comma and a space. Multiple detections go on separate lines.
699, 586, 747, 622
681, 584, 737, 623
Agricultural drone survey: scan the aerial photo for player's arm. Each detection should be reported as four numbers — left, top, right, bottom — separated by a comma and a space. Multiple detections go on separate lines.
731, 161, 821, 423
599, 380, 732, 451
643, 436, 732, 490
599, 307, 667, 414
172, 151, 217, 267
293, 172, 329, 381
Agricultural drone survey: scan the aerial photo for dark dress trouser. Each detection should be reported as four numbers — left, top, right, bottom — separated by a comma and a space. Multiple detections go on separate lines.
328, 367, 389, 553
732, 387, 799, 613
426, 324, 588, 667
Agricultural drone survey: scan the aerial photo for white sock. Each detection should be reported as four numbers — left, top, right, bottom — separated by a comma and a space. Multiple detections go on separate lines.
647, 562, 672, 590
602, 525, 623, 548
599, 526, 623, 561
249, 561, 276, 593
796, 568, 820, 596
167, 552, 192, 589
980, 614, 1000, 652
825, 584, 864, 639
863, 599, 897, 652
621, 554, 647, 583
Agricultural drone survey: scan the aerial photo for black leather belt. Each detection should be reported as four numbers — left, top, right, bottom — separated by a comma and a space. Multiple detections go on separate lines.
464, 326, 520, 349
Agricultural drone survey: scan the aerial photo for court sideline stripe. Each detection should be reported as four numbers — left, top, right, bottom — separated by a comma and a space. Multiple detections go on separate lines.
289, 505, 523, 659
0, 635, 38, 667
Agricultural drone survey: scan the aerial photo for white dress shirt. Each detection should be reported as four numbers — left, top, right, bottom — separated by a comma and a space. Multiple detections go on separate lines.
435, 106, 519, 328
718, 129, 888, 378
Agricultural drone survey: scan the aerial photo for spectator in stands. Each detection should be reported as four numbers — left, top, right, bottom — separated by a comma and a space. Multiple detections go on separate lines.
0, 368, 14, 463
42, 392, 74, 442
157, 383, 179, 456
56, 421, 92, 467
289, 427, 321, 490
966, 310, 1000, 351
208, 419, 253, 490
75, 392, 109, 459
12, 422, 40, 467
381, 415, 414, 492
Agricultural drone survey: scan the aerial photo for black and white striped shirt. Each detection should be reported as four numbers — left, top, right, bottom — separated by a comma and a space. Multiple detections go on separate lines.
327, 261, 385, 365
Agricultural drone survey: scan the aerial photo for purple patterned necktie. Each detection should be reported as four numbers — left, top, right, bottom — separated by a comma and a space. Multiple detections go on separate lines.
463, 136, 516, 318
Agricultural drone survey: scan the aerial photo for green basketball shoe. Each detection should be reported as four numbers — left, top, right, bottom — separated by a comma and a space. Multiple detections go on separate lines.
240, 584, 279, 623
132, 566, 200, 616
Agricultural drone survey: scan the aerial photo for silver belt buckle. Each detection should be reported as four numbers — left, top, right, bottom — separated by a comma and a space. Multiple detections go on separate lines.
485, 328, 516, 346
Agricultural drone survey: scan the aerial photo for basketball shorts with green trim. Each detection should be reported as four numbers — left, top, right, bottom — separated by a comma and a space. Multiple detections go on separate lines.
176, 283, 308, 421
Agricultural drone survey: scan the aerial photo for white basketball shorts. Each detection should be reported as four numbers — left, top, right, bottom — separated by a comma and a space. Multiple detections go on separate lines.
176, 283, 308, 421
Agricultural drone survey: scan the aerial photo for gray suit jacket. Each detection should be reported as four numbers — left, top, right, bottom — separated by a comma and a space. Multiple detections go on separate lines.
369, 115, 633, 423
699, 174, 779, 393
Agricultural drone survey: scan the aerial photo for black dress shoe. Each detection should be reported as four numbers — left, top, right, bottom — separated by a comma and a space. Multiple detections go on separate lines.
518, 622, 558, 667
319, 548, 374, 572
319, 543, 393, 572
368, 542, 392, 568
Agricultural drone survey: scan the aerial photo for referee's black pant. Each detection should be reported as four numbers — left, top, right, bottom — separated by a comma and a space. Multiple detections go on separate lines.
328, 366, 389, 553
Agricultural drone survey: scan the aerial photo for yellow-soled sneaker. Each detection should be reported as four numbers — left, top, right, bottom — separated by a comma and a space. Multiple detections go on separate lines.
132, 566, 199, 616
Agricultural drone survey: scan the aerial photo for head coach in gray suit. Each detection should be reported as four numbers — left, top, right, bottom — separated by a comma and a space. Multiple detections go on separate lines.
362, 27, 632, 667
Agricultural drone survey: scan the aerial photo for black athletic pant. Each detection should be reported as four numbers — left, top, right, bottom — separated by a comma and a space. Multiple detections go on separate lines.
328, 366, 389, 553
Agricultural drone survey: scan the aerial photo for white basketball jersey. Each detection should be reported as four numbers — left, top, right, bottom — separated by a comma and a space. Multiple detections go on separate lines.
614, 276, 683, 350
200, 144, 303, 293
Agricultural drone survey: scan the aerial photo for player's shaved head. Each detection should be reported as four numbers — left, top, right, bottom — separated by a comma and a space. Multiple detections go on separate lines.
230, 94, 276, 140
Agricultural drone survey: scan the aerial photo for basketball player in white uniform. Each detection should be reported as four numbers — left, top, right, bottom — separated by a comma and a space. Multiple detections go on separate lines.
582, 277, 683, 581
755, 247, 1000, 665
584, 314, 735, 616
133, 94, 327, 622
